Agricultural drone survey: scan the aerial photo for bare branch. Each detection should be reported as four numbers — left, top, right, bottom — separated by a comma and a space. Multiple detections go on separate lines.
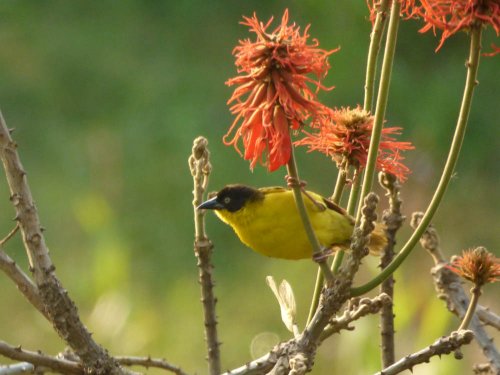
473, 363, 494, 374
476, 306, 500, 330
0, 362, 35, 375
411, 212, 500, 373
375, 330, 474, 375
0, 248, 47, 319
189, 136, 220, 375
0, 341, 81, 374
0, 112, 124, 374
378, 172, 404, 367
320, 293, 392, 342
115, 356, 189, 375
0, 224, 19, 247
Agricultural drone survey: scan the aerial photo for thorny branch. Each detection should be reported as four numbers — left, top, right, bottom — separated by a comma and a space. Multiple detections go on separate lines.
320, 293, 392, 342
0, 341, 81, 375
189, 136, 221, 375
411, 212, 500, 374
378, 172, 404, 367
0, 112, 125, 374
115, 356, 190, 375
0, 246, 47, 319
375, 330, 474, 375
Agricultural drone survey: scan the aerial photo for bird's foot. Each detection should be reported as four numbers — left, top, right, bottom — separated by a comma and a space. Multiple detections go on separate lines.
285, 175, 307, 188
286, 175, 326, 212
312, 247, 334, 263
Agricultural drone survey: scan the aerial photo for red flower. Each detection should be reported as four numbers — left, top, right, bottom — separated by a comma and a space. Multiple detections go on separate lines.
225, 9, 338, 171
295, 106, 414, 181
417, 0, 500, 52
447, 247, 500, 286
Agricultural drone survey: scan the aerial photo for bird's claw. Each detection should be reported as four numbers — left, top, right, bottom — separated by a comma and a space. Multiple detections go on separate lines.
312, 247, 334, 262
285, 175, 307, 188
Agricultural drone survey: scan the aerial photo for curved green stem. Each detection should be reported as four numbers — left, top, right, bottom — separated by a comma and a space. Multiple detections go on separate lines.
459, 286, 482, 330
286, 144, 334, 284
364, 0, 390, 112
331, 170, 347, 203
356, 0, 401, 222
352, 25, 483, 296
346, 170, 362, 215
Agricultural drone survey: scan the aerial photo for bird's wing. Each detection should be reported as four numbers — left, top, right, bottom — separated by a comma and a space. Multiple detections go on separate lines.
259, 186, 289, 195
321, 197, 355, 225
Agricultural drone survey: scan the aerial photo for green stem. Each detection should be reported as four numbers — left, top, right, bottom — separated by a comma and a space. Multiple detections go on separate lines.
347, 170, 362, 215
307, 0, 390, 326
364, 0, 390, 112
356, 0, 401, 222
459, 286, 482, 330
352, 25, 483, 296
306, 169, 347, 324
331, 170, 347, 203
286, 144, 334, 284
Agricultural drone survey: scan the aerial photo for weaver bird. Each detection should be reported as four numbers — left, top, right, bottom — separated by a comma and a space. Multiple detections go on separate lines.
198, 185, 387, 260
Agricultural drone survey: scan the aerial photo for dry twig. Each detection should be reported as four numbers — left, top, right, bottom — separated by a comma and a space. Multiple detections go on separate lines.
320, 293, 392, 341
375, 330, 474, 375
115, 356, 189, 375
0, 341, 81, 374
188, 136, 220, 375
0, 112, 124, 374
378, 172, 404, 366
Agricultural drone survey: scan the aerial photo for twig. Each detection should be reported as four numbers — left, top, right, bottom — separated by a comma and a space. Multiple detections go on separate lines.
0, 341, 81, 374
320, 293, 392, 342
188, 136, 220, 375
476, 306, 500, 330
0, 248, 47, 320
0, 362, 35, 375
115, 356, 189, 375
0, 224, 19, 247
473, 363, 494, 374
378, 173, 404, 367
375, 330, 474, 375
0, 112, 124, 374
411, 212, 500, 373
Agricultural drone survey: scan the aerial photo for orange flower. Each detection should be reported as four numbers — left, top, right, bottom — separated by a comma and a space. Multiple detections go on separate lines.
225, 9, 338, 171
295, 107, 414, 181
447, 247, 500, 286
417, 0, 500, 52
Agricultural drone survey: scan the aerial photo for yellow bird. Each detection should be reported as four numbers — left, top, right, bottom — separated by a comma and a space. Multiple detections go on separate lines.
198, 185, 387, 260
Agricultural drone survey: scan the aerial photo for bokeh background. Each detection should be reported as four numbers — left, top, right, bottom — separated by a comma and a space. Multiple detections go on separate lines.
0, 1, 498, 374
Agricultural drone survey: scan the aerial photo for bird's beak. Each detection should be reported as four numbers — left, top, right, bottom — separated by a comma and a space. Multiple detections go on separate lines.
197, 196, 224, 210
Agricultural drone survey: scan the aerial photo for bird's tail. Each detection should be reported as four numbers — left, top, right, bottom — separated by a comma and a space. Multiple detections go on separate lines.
368, 222, 388, 255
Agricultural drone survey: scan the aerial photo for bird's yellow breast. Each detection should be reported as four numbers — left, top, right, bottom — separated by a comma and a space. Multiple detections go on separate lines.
215, 188, 354, 260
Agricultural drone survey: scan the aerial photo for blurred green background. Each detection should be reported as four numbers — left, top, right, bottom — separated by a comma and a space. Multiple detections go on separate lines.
0, 1, 498, 374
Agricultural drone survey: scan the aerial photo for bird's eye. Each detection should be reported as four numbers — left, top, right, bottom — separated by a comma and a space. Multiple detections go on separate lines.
223, 197, 231, 204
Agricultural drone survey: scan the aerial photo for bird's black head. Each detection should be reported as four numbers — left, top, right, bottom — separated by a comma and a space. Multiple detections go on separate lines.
198, 184, 263, 212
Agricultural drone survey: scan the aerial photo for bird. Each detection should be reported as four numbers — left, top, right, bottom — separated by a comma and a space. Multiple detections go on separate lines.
197, 184, 387, 260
